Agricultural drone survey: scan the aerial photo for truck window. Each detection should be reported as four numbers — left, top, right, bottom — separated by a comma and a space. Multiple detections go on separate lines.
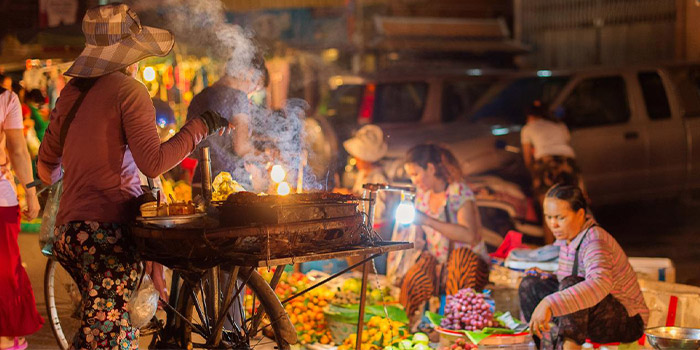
373, 82, 428, 123
562, 76, 630, 129
667, 66, 700, 118
638, 72, 671, 120
326, 84, 363, 124
442, 80, 491, 122
470, 76, 569, 125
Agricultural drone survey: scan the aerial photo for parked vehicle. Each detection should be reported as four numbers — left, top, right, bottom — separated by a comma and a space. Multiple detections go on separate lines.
317, 68, 518, 183
470, 62, 700, 204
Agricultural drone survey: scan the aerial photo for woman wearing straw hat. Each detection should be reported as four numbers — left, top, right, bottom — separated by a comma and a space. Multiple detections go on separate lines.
338, 124, 391, 273
342, 124, 390, 226
37, 4, 231, 349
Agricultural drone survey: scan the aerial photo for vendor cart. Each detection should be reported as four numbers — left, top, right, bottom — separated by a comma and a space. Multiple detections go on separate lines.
128, 183, 413, 350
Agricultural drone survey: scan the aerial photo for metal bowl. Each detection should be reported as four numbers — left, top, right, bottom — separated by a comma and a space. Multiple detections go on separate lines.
646, 327, 700, 350
136, 213, 207, 228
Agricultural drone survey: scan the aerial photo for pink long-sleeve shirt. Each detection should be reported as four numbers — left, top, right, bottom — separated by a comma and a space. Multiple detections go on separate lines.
38, 72, 208, 225
546, 220, 649, 324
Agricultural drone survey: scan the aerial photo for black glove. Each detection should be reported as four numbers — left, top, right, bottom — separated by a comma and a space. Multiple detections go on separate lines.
198, 110, 229, 135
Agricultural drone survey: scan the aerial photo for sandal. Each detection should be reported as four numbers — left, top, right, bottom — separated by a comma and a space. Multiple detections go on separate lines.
0, 338, 27, 350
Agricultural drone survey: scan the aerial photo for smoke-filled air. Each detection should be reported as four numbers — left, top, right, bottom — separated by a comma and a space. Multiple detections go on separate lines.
127, 0, 319, 192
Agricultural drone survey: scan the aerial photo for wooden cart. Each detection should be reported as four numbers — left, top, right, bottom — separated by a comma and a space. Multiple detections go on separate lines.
130, 213, 413, 350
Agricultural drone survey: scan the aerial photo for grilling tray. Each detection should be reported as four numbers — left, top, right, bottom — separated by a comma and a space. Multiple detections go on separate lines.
217, 192, 360, 227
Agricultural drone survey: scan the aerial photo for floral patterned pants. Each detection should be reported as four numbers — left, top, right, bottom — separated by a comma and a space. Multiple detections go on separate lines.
53, 222, 140, 350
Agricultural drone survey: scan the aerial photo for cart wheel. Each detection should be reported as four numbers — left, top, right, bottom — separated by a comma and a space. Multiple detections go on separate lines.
45, 259, 81, 350
177, 267, 297, 349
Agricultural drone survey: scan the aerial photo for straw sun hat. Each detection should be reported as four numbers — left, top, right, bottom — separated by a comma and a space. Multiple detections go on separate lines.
65, 3, 174, 78
343, 124, 388, 163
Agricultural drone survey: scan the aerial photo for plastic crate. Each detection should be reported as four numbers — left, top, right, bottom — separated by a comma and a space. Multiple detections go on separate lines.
628, 257, 675, 283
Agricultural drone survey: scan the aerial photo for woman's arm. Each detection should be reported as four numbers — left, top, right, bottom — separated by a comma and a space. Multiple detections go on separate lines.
6, 128, 40, 220
120, 79, 209, 178
416, 199, 482, 246
543, 237, 613, 316
522, 142, 535, 171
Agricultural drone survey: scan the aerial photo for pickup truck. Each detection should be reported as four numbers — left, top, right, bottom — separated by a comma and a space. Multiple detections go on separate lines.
470, 62, 700, 204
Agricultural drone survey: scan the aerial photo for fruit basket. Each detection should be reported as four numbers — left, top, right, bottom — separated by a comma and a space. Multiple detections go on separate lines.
436, 327, 531, 347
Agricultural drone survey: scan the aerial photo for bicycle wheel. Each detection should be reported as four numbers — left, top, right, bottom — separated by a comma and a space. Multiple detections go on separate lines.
44, 259, 81, 350
177, 266, 297, 349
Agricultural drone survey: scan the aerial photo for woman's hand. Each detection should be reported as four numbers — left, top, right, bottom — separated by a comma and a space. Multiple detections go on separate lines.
413, 210, 433, 227
525, 267, 555, 279
529, 299, 552, 338
23, 192, 40, 221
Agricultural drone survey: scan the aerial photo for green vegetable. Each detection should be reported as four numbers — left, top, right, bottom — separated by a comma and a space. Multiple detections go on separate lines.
413, 343, 430, 350
398, 340, 413, 350
425, 311, 444, 327
412, 332, 430, 345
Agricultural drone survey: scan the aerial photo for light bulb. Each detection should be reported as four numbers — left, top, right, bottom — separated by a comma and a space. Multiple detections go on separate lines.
277, 182, 291, 196
143, 66, 156, 82
395, 201, 416, 225
270, 165, 286, 183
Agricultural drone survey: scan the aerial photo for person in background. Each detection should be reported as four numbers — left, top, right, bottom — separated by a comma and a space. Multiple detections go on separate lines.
520, 100, 581, 244
37, 4, 230, 349
0, 73, 43, 350
0, 74, 11, 91
187, 52, 269, 192
399, 144, 490, 325
336, 124, 391, 274
342, 124, 389, 227
26, 89, 49, 142
519, 184, 648, 350
152, 98, 177, 142
10, 82, 28, 123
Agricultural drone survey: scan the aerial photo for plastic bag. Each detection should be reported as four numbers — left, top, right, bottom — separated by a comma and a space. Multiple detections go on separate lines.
639, 279, 700, 328
39, 181, 63, 251
129, 274, 159, 328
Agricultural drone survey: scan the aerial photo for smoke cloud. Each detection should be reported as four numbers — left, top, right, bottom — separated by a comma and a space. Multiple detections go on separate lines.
127, 0, 319, 191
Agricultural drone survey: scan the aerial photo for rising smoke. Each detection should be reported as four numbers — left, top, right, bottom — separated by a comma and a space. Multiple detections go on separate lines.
127, 0, 319, 191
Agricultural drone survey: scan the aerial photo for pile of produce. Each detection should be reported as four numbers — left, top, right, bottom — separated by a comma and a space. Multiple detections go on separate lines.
332, 278, 395, 305
258, 269, 310, 300
337, 316, 410, 350
450, 337, 477, 350
440, 288, 500, 331
255, 269, 333, 344
284, 288, 334, 345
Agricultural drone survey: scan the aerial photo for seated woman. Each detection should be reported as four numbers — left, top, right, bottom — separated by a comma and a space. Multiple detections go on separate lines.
399, 144, 490, 322
519, 184, 648, 350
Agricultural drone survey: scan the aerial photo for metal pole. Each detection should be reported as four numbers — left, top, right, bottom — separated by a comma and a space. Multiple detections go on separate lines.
356, 255, 370, 350
200, 147, 213, 207
357, 185, 377, 350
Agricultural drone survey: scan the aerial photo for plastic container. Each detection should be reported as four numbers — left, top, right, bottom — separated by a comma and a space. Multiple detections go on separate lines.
628, 257, 675, 283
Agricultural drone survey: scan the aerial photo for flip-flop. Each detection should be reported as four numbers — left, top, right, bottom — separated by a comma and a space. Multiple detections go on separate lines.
0, 338, 28, 350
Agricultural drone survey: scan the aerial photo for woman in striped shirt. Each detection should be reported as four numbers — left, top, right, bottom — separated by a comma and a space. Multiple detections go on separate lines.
518, 184, 648, 350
